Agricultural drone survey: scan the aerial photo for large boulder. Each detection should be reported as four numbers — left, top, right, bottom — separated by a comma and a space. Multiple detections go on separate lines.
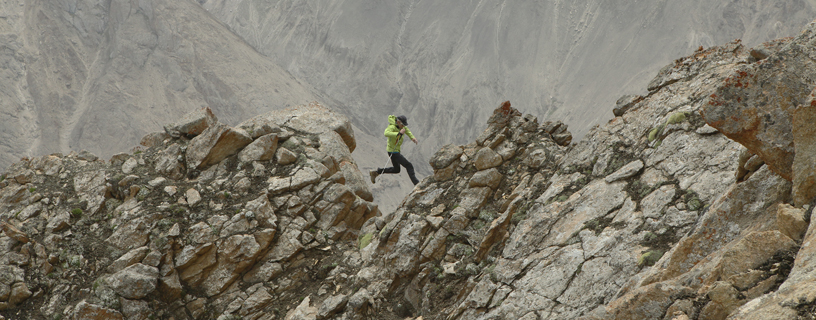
701, 33, 814, 181
163, 107, 218, 138
239, 103, 356, 152
108, 263, 159, 300
186, 123, 253, 170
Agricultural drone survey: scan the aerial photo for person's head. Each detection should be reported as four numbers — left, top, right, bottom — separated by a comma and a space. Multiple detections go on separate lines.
396, 115, 408, 128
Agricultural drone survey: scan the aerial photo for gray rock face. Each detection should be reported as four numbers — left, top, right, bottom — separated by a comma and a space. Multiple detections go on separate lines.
108, 263, 159, 300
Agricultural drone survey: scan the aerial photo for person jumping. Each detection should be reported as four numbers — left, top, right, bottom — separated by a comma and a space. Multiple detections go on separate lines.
370, 115, 420, 185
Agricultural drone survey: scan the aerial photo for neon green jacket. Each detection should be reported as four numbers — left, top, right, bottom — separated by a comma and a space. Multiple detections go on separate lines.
384, 115, 415, 152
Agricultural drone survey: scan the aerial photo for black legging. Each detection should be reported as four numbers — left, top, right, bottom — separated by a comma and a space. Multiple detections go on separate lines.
377, 152, 419, 185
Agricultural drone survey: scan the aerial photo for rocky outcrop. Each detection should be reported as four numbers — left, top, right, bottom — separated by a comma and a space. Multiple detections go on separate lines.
254, 20, 816, 320
0, 103, 377, 319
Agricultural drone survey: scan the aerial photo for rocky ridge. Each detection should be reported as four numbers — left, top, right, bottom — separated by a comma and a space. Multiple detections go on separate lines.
0, 103, 379, 320
273, 21, 816, 320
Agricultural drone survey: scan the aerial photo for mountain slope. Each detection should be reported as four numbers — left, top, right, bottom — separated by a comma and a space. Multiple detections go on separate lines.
0, 0, 324, 170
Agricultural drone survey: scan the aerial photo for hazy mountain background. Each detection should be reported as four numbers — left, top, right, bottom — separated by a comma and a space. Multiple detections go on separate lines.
0, 0, 326, 170
2, 0, 816, 213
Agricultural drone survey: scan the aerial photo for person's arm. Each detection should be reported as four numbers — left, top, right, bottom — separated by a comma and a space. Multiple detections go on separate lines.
405, 128, 418, 144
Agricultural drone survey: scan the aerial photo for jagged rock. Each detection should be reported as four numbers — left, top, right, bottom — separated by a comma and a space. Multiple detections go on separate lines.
792, 92, 816, 206
476, 200, 518, 261
7, 283, 30, 306
641, 185, 676, 219
73, 300, 124, 320
696, 124, 720, 135
318, 294, 349, 319
523, 148, 549, 169
469, 168, 503, 189
0, 285, 8, 303
340, 161, 374, 202
121, 157, 138, 174
645, 126, 741, 203
457, 187, 492, 216
186, 298, 207, 319
8, 23, 816, 320
0, 185, 27, 207
0, 104, 376, 319
604, 159, 644, 183
239, 103, 356, 152
158, 271, 183, 302
238, 133, 278, 163
0, 221, 29, 243
73, 170, 107, 215
105, 217, 151, 251
461, 276, 498, 309
608, 166, 790, 318
164, 107, 218, 138
108, 246, 150, 273
243, 261, 283, 283
613, 94, 643, 117
346, 288, 373, 314
474, 147, 503, 170
707, 230, 797, 287
777, 203, 808, 242
607, 282, 694, 319
701, 35, 809, 181
430, 144, 464, 170
121, 298, 151, 320
241, 286, 273, 316
186, 123, 253, 170
108, 263, 159, 299
699, 281, 742, 319
139, 132, 169, 148
266, 229, 304, 262
46, 211, 70, 233
154, 144, 186, 180
268, 168, 320, 195
185, 188, 201, 206
201, 234, 262, 296
276, 147, 298, 165
286, 296, 318, 320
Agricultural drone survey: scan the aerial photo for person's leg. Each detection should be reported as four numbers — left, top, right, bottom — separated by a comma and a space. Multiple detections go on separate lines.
378, 153, 401, 174
390, 153, 419, 185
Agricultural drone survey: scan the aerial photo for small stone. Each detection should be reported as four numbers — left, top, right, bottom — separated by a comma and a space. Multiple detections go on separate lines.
695, 124, 719, 135
8, 282, 31, 305
605, 160, 644, 183
0, 221, 29, 243
73, 300, 123, 320
46, 212, 71, 233
276, 147, 298, 165
122, 158, 138, 174
185, 188, 201, 206
148, 177, 166, 187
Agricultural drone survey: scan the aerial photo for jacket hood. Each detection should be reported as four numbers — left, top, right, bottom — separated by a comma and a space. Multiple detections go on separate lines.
388, 115, 396, 126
